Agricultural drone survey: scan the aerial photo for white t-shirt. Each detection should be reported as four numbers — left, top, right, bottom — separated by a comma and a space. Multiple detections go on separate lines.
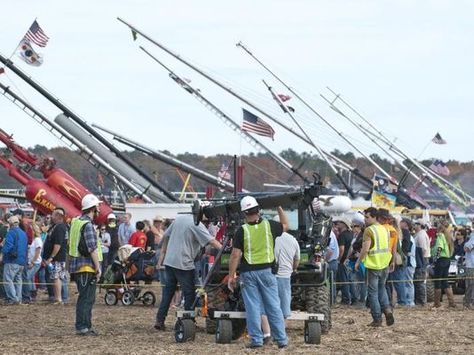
28, 237, 43, 264
274, 232, 300, 278
415, 229, 431, 258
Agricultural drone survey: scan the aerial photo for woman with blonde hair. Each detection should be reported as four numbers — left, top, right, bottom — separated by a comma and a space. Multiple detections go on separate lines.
432, 221, 455, 308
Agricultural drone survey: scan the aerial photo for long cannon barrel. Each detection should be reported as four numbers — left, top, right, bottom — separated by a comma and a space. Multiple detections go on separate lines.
54, 114, 172, 203
92, 123, 249, 193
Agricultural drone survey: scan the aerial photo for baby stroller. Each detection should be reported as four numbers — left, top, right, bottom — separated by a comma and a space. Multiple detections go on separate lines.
102, 245, 157, 306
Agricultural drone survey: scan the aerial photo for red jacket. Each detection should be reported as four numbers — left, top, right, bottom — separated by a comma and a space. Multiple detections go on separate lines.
128, 230, 147, 249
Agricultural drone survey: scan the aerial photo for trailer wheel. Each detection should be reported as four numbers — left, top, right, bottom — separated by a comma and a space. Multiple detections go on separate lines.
304, 321, 321, 344
104, 290, 118, 306
142, 291, 156, 306
121, 290, 135, 306
306, 283, 331, 334
216, 319, 233, 344
174, 319, 196, 343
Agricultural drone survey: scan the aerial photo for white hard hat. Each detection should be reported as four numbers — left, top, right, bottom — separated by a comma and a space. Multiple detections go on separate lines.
240, 196, 259, 212
107, 213, 116, 220
81, 194, 102, 210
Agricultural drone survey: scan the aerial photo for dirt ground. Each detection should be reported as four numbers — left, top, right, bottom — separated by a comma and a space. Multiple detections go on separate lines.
0, 287, 472, 355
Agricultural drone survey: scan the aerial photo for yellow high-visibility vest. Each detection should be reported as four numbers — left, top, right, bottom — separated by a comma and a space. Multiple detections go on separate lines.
363, 223, 392, 270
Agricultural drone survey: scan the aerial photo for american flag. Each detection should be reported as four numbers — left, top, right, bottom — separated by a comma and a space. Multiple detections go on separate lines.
432, 132, 447, 145
217, 164, 231, 180
429, 160, 450, 176
241, 108, 275, 139
23, 20, 49, 47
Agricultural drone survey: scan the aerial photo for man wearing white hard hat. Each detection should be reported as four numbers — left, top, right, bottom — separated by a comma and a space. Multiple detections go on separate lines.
68, 194, 103, 336
228, 196, 289, 349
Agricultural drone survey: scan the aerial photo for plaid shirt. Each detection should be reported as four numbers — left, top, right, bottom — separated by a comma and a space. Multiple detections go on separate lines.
68, 215, 98, 273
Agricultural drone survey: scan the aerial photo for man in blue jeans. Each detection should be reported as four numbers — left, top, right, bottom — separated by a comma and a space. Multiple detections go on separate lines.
228, 196, 289, 349
355, 207, 394, 327
2, 216, 28, 305
154, 214, 221, 330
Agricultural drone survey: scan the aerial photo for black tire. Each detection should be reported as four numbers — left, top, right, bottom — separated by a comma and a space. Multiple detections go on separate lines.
104, 290, 118, 306
231, 319, 246, 340
142, 291, 156, 306
216, 319, 233, 344
121, 290, 135, 306
175, 319, 196, 343
305, 284, 331, 334
426, 278, 434, 303
304, 321, 321, 344
205, 287, 226, 334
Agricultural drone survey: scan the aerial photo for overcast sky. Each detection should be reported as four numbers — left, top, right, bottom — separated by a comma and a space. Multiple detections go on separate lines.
0, 0, 472, 166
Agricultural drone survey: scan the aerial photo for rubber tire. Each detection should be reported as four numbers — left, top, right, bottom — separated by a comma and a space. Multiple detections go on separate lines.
216, 319, 233, 344
305, 284, 331, 334
121, 290, 135, 306
304, 321, 321, 344
175, 319, 196, 343
142, 291, 156, 306
205, 287, 226, 334
104, 290, 118, 306
231, 319, 246, 340
426, 278, 434, 303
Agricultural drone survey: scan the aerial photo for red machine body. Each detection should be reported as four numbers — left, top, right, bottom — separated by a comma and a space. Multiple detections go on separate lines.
0, 129, 112, 224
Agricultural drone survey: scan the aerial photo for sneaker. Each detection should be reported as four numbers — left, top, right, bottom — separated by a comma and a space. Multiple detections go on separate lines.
86, 329, 99, 336
263, 336, 272, 345
154, 321, 166, 331
245, 343, 263, 349
384, 312, 395, 326
278, 343, 288, 349
368, 320, 382, 327
76, 328, 89, 336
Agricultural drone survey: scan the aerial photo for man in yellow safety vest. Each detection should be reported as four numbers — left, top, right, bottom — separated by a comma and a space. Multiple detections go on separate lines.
68, 194, 103, 336
355, 207, 395, 327
228, 196, 289, 349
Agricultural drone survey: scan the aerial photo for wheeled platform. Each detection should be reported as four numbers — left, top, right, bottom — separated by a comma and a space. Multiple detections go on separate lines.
174, 310, 324, 344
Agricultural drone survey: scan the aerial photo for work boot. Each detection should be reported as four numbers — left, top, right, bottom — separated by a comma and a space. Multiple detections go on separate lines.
445, 288, 456, 308
383, 310, 395, 326
433, 289, 442, 308
367, 319, 382, 327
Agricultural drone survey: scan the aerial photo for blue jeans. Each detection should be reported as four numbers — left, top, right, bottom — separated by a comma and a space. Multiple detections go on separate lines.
241, 269, 288, 346
406, 266, 415, 306
337, 263, 351, 304
22, 263, 40, 302
350, 264, 367, 304
3, 263, 24, 303
276, 276, 291, 318
62, 277, 69, 303
74, 272, 97, 331
367, 268, 391, 321
392, 266, 408, 305
156, 266, 195, 323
